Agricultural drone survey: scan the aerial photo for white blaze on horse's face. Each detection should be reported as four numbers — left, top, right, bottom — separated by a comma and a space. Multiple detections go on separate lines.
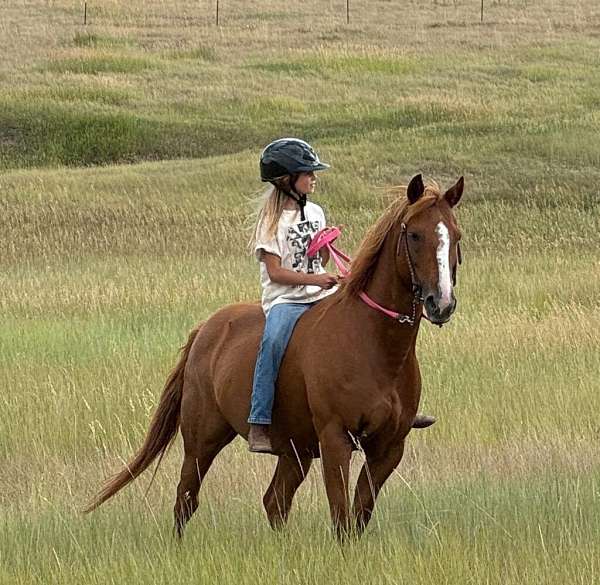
435, 221, 453, 311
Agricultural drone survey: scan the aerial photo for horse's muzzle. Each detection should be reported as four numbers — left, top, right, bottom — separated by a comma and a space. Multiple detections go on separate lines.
424, 293, 457, 325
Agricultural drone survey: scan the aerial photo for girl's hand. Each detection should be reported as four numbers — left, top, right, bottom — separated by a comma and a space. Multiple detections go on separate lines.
312, 273, 339, 289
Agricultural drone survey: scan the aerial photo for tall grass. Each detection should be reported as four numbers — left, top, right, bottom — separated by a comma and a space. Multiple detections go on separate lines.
1, 1, 600, 583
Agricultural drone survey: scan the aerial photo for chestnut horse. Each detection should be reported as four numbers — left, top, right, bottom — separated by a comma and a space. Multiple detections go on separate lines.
86, 174, 464, 537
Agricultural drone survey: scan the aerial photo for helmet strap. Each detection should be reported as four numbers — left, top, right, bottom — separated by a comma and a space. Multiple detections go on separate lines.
272, 176, 307, 221
289, 174, 307, 221
292, 193, 307, 221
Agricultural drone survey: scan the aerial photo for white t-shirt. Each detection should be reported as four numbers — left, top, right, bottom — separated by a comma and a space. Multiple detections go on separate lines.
254, 201, 338, 314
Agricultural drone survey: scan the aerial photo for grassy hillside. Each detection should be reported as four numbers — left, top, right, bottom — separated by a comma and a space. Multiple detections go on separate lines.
1, 1, 599, 584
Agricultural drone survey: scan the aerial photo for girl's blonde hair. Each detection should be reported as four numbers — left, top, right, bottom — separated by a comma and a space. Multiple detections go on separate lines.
249, 177, 294, 249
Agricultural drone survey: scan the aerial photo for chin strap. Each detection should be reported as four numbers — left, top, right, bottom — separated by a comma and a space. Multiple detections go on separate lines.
272, 177, 307, 221
287, 192, 307, 221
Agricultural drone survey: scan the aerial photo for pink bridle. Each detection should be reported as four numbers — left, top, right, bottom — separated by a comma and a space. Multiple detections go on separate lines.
307, 226, 422, 325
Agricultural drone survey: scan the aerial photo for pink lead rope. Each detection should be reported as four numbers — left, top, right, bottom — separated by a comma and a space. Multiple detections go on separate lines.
307, 227, 350, 275
307, 227, 418, 324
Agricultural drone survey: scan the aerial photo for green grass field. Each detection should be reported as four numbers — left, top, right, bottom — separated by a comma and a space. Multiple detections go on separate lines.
1, 1, 599, 583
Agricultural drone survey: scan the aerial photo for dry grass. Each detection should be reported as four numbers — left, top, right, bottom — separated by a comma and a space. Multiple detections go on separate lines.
1, 1, 600, 583
3, 0, 600, 71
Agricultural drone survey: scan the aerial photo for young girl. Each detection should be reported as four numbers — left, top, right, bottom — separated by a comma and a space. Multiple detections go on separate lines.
248, 138, 338, 452
247, 138, 436, 452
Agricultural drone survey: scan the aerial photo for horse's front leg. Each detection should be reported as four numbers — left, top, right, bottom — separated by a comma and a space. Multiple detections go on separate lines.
318, 422, 353, 538
352, 438, 405, 535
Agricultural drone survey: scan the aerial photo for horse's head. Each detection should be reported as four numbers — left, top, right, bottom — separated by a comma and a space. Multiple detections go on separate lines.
399, 174, 463, 326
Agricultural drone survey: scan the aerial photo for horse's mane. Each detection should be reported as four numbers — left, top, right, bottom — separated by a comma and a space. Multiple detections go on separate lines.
339, 182, 443, 298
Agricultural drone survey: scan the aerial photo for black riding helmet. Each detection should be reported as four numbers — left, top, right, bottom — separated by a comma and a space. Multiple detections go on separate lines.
260, 138, 330, 183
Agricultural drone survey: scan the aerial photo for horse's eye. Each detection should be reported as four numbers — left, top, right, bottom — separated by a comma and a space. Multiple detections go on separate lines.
408, 232, 420, 241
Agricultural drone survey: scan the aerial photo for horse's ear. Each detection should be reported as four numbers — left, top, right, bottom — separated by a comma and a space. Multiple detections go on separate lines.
407, 173, 425, 205
444, 176, 464, 208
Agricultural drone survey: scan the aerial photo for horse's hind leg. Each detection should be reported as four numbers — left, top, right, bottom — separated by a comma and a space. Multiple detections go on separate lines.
174, 396, 235, 538
263, 453, 312, 529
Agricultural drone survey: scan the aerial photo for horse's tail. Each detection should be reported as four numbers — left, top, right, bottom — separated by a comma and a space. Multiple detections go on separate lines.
84, 324, 201, 513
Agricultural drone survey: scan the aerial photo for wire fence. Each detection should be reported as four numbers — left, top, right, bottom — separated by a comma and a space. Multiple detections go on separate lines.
77, 0, 525, 28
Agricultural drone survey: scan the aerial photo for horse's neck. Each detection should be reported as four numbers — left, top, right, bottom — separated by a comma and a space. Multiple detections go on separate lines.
353, 234, 422, 369
364, 232, 416, 322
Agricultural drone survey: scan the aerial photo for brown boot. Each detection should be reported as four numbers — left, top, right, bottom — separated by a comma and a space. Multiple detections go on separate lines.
412, 413, 436, 429
248, 424, 273, 453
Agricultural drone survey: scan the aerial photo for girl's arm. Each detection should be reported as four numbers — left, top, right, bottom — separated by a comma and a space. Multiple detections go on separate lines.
261, 252, 337, 289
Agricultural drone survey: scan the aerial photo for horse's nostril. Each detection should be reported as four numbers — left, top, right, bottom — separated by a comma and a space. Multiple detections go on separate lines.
424, 295, 438, 315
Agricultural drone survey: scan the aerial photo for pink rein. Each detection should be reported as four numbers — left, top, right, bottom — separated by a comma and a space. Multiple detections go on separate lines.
307, 227, 414, 323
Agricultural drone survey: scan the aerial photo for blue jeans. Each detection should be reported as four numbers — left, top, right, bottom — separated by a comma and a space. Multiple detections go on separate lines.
248, 302, 314, 425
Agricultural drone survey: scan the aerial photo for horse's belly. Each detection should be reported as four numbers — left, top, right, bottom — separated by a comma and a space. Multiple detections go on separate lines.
272, 363, 318, 456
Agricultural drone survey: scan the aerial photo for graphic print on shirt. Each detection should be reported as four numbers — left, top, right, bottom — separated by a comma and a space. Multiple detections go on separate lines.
287, 219, 321, 272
